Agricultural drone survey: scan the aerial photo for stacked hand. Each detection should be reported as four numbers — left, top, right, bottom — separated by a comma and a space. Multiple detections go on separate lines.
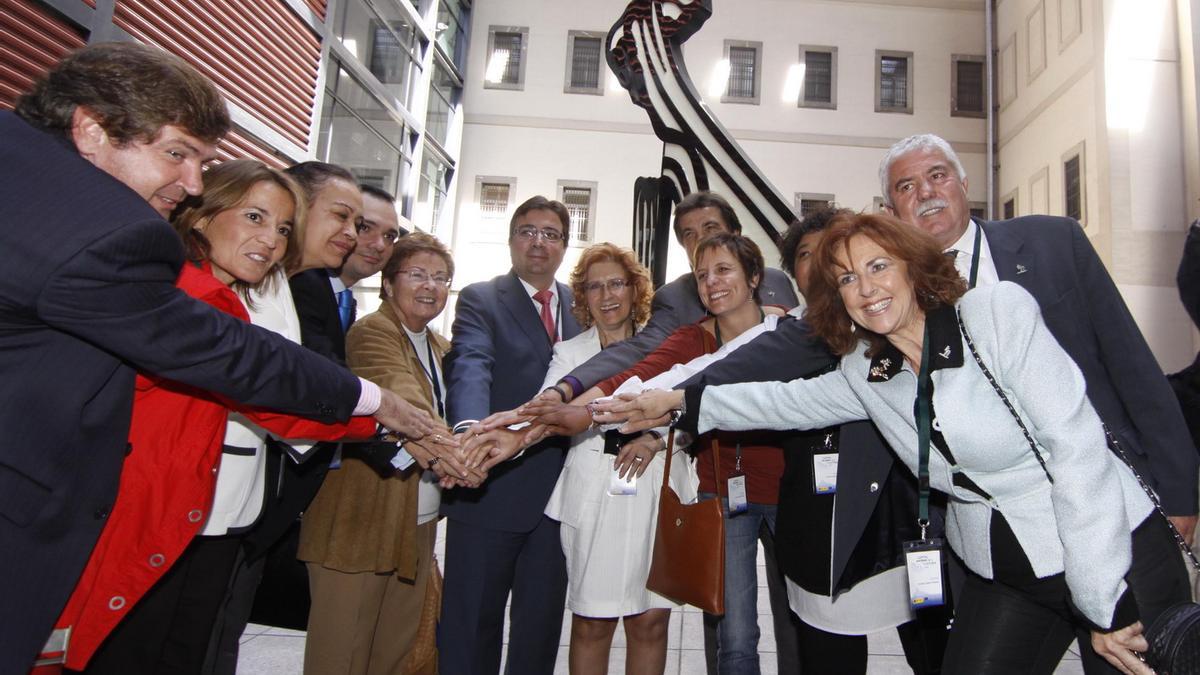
405, 429, 487, 488
614, 432, 666, 479
590, 389, 684, 434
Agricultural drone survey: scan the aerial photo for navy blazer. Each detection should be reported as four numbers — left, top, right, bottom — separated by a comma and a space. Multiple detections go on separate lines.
0, 112, 362, 671
442, 270, 581, 532
566, 267, 797, 390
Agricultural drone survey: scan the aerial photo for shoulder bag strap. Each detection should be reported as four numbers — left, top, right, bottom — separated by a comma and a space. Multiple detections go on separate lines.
956, 311, 1054, 484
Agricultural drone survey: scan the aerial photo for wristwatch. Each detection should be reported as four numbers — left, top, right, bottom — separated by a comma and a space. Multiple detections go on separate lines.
667, 397, 686, 426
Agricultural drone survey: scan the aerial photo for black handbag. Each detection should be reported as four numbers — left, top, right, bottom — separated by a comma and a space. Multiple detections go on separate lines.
957, 311, 1200, 669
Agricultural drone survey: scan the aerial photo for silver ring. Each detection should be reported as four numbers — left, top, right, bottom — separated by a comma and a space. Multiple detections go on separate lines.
429, 457, 441, 466
633, 456, 643, 463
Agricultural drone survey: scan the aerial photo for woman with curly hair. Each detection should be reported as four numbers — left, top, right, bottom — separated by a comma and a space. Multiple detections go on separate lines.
601, 212, 1191, 675
533, 243, 680, 674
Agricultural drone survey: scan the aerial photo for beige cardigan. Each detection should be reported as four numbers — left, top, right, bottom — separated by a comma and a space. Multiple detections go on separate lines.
298, 302, 449, 579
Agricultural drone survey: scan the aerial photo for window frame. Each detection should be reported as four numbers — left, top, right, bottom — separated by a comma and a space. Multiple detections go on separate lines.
951, 54, 986, 118
875, 49, 914, 114
1001, 188, 1018, 220
564, 30, 606, 95
557, 179, 599, 245
721, 39, 763, 105
474, 175, 517, 241
797, 45, 837, 110
1062, 141, 1086, 227
484, 25, 529, 91
795, 192, 837, 219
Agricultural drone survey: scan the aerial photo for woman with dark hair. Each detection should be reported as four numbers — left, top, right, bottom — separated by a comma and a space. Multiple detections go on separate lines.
52, 160, 378, 674
601, 212, 1191, 675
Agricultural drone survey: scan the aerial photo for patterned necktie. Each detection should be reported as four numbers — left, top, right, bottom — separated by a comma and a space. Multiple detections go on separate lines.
533, 289, 557, 344
336, 288, 356, 333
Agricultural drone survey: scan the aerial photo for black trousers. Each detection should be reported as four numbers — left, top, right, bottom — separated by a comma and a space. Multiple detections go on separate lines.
78, 536, 242, 675
942, 516, 1190, 674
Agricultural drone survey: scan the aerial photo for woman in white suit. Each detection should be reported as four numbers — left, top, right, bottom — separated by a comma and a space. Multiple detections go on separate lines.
600, 213, 1190, 675
536, 243, 690, 675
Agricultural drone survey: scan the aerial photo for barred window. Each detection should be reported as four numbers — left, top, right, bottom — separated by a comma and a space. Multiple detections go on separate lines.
494, 32, 522, 84
485, 27, 528, 89
727, 46, 757, 99
561, 186, 593, 243
952, 55, 985, 117
805, 51, 832, 103
570, 36, 602, 90
1064, 154, 1082, 222
480, 183, 511, 220
877, 51, 913, 113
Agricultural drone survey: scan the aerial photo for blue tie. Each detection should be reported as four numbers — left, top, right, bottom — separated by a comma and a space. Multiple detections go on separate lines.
336, 289, 356, 333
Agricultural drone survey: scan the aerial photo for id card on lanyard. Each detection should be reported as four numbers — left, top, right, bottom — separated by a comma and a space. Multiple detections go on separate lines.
727, 441, 748, 514
904, 322, 947, 608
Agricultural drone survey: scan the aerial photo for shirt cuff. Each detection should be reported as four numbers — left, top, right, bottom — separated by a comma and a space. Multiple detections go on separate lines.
561, 376, 584, 399
353, 378, 382, 415
390, 447, 416, 470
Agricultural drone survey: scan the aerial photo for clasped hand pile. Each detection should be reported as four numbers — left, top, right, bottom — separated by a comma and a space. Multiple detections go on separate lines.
453, 389, 688, 482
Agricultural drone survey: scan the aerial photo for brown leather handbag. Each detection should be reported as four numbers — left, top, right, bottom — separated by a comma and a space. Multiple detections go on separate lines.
645, 432, 725, 614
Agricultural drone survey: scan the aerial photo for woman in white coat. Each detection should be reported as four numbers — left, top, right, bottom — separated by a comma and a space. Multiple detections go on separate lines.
539, 243, 690, 675
598, 212, 1190, 675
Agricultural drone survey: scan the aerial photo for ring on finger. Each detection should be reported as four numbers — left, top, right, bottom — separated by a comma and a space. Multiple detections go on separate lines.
633, 456, 643, 463
429, 457, 441, 466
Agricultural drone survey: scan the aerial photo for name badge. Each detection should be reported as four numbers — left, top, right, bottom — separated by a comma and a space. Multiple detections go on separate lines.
608, 465, 636, 496
812, 453, 838, 494
903, 538, 946, 608
727, 474, 748, 514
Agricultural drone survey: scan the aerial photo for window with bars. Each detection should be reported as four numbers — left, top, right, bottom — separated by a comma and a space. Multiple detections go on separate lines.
1003, 197, 1016, 220
803, 49, 834, 106
485, 27, 527, 89
796, 193, 836, 219
561, 187, 593, 243
479, 183, 511, 220
876, 51, 913, 113
566, 32, 603, 94
952, 55, 985, 117
722, 41, 762, 104
1063, 147, 1084, 223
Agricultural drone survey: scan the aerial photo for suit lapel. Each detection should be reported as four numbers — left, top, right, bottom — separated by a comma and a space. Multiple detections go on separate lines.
556, 281, 582, 341
982, 221, 1037, 292
498, 270, 553, 350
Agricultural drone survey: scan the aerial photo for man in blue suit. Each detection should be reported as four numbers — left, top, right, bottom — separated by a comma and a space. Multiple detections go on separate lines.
0, 43, 432, 672
441, 196, 582, 674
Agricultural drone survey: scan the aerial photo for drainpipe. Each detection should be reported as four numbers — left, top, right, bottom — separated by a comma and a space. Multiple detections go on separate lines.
986, 0, 996, 218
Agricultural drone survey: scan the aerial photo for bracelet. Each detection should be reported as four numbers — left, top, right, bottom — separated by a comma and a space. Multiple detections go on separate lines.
542, 386, 566, 402
666, 397, 686, 427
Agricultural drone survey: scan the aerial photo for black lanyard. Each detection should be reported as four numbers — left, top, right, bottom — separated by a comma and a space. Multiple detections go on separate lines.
406, 330, 445, 419
966, 223, 982, 289
914, 321, 934, 540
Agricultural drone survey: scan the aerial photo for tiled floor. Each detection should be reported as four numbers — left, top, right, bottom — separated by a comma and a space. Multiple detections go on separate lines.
236, 526, 1084, 674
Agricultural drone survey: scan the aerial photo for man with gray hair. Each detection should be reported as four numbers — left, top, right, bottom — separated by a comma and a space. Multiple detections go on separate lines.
877, 133, 1197, 544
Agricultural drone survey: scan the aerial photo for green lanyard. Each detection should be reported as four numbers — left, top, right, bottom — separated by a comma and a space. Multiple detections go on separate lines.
966, 223, 982, 289
914, 321, 934, 540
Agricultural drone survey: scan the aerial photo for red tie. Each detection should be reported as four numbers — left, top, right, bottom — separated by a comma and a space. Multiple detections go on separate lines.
533, 290, 557, 344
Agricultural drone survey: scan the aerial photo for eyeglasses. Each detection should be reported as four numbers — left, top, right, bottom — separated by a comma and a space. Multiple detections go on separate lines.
395, 268, 452, 287
584, 278, 631, 294
514, 226, 564, 243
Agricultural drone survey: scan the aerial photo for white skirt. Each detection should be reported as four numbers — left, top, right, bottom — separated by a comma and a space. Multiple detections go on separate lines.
546, 434, 697, 618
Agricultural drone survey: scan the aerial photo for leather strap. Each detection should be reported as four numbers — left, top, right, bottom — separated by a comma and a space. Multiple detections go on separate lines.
661, 431, 723, 498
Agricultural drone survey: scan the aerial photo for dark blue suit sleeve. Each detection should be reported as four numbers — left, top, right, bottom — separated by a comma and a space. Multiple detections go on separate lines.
677, 317, 836, 388
444, 283, 497, 425
1179, 222, 1200, 329
37, 220, 360, 421
1071, 222, 1198, 514
564, 282, 685, 390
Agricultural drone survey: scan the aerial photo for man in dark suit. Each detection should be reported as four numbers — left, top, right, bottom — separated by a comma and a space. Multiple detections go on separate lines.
0, 43, 432, 673
556, 190, 798, 399
440, 196, 582, 674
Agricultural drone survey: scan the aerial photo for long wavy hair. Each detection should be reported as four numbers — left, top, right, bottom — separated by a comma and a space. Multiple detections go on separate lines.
805, 212, 966, 357
568, 243, 653, 328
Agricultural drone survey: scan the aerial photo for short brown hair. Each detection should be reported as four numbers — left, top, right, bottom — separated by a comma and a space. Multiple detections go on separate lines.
692, 233, 765, 304
508, 196, 571, 245
673, 191, 741, 240
567, 243, 653, 328
172, 159, 307, 298
805, 212, 966, 357
15, 42, 230, 145
379, 232, 455, 299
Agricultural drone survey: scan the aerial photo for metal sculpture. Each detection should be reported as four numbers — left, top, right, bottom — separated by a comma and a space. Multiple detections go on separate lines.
606, 0, 796, 283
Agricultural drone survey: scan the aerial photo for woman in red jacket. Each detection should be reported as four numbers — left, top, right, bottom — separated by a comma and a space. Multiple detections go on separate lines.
47, 160, 377, 674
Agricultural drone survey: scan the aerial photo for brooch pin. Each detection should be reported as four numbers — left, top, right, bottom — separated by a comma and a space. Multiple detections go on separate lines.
869, 366, 889, 380
1016, 264, 1028, 275
939, 346, 952, 359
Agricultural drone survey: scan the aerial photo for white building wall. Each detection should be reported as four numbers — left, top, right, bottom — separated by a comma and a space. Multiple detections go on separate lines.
996, 0, 1195, 371
447, 0, 988, 297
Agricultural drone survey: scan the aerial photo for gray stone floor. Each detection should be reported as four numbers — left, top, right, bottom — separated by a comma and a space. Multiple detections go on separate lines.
236, 525, 1084, 674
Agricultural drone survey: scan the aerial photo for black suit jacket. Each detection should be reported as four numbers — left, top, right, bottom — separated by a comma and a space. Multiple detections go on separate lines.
0, 112, 361, 671
982, 216, 1197, 514
442, 271, 581, 532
